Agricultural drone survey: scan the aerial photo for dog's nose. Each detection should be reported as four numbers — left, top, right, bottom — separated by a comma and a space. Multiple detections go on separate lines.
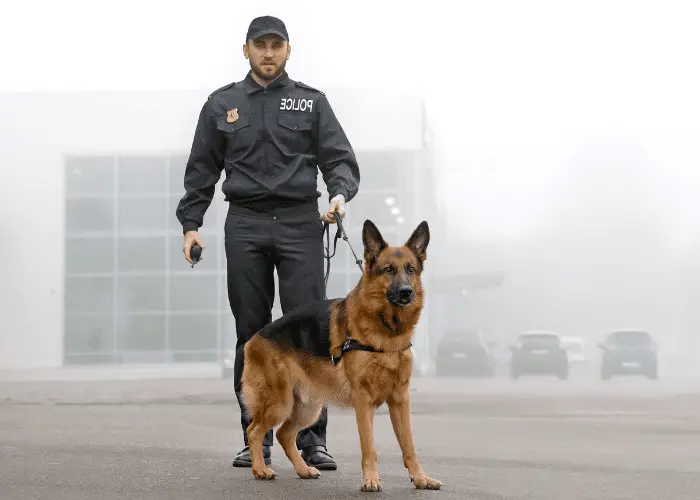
398, 286, 413, 301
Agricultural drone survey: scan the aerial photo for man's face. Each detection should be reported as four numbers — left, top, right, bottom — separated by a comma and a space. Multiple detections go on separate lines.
243, 35, 290, 82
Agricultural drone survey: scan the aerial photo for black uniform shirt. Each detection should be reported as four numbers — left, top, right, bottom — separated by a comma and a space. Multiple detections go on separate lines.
176, 70, 361, 232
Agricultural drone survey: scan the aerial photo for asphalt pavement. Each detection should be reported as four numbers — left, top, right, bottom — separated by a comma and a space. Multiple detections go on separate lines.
2, 373, 700, 499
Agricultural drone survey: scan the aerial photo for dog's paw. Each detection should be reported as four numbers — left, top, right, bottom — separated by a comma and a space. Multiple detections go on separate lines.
296, 465, 321, 479
411, 474, 441, 490
252, 466, 277, 480
360, 476, 382, 492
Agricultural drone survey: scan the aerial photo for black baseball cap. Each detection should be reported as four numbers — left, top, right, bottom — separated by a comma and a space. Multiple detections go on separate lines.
246, 16, 289, 42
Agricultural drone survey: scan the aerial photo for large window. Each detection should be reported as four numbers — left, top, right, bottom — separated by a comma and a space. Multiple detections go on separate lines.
63, 153, 226, 364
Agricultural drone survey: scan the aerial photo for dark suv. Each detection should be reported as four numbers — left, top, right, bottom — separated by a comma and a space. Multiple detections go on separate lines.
435, 330, 496, 377
599, 330, 658, 380
509, 331, 568, 380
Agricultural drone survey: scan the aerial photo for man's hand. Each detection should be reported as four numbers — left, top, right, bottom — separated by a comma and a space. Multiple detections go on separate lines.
183, 230, 205, 264
320, 194, 346, 224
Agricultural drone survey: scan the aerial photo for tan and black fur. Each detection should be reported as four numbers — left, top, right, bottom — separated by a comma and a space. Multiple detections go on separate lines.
240, 219, 441, 492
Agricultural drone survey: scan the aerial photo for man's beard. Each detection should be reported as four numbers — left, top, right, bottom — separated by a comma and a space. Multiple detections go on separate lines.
251, 59, 286, 83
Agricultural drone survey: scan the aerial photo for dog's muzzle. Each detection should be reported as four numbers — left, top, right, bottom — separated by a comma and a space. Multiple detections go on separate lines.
388, 285, 414, 307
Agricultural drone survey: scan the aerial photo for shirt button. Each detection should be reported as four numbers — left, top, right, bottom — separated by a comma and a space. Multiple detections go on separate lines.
273, 216, 277, 220
293, 126, 298, 130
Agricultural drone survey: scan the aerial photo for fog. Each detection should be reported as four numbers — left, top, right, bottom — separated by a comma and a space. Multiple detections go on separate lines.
2, 1, 700, 498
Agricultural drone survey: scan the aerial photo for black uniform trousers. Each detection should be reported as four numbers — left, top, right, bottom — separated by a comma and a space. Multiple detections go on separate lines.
225, 201, 327, 450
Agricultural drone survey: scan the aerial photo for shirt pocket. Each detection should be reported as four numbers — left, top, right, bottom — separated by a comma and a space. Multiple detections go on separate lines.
217, 114, 251, 154
276, 113, 314, 152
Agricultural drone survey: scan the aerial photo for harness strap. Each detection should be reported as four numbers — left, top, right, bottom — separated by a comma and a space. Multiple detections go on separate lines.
331, 337, 413, 366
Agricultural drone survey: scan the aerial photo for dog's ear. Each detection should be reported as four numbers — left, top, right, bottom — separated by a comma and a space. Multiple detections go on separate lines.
362, 219, 387, 267
405, 221, 430, 264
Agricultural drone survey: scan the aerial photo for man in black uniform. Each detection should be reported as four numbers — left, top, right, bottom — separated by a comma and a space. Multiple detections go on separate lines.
175, 16, 360, 471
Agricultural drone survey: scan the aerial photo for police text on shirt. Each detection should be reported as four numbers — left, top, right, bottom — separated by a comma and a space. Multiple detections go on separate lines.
280, 98, 314, 112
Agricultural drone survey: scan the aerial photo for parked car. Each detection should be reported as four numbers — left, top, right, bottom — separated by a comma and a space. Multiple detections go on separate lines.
435, 330, 496, 377
599, 329, 658, 380
509, 331, 568, 380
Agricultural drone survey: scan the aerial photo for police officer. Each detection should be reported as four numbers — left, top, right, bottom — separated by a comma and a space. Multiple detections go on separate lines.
175, 15, 360, 471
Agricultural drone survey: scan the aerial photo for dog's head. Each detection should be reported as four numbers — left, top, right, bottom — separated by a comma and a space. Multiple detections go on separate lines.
362, 219, 430, 309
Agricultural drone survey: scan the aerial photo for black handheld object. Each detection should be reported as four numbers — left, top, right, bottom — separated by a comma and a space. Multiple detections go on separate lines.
190, 244, 203, 268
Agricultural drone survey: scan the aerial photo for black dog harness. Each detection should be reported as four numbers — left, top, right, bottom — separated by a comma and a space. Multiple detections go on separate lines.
330, 312, 413, 366
331, 336, 413, 366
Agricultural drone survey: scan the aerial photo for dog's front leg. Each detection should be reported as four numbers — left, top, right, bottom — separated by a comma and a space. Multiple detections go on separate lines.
354, 401, 381, 492
387, 389, 441, 490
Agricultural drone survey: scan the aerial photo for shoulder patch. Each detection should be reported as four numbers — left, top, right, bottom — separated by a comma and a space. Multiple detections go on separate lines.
208, 81, 240, 100
294, 81, 325, 96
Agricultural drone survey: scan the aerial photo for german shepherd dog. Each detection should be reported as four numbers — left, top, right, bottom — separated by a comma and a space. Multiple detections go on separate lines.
240, 219, 441, 492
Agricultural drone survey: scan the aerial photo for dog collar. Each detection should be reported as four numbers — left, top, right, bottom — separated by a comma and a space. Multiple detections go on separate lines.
379, 312, 400, 335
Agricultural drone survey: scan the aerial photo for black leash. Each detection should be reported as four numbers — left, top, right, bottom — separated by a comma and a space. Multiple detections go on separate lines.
322, 210, 363, 299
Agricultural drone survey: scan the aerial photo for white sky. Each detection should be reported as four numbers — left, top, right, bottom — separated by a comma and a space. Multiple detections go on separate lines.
2, 0, 698, 247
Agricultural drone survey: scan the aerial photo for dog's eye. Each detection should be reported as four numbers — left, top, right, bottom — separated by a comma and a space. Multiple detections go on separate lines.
406, 264, 415, 274
383, 266, 394, 274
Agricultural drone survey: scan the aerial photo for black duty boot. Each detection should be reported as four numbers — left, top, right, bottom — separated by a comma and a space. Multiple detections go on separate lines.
232, 445, 271, 467
300, 445, 337, 470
